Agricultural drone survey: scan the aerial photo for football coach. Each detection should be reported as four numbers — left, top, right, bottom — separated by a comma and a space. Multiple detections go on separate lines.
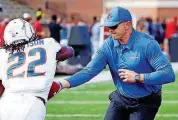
58, 6, 175, 120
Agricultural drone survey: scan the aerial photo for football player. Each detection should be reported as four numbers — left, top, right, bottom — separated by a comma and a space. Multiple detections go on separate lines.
0, 18, 74, 120
0, 49, 6, 97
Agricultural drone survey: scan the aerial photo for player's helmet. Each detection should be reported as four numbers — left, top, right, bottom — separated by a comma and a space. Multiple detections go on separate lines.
4, 18, 37, 46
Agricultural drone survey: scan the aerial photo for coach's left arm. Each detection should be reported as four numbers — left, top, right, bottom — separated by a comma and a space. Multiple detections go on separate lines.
141, 40, 175, 85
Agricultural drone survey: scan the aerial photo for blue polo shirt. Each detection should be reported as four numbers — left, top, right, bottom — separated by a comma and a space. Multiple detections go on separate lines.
66, 29, 175, 98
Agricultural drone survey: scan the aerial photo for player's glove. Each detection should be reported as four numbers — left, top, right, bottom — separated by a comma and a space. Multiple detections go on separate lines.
48, 81, 63, 100
0, 81, 5, 98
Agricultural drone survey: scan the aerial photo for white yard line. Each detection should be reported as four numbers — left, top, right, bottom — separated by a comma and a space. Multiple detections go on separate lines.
164, 83, 178, 86
48, 101, 108, 104
46, 114, 178, 118
156, 114, 178, 117
62, 91, 111, 94
62, 90, 178, 94
162, 100, 178, 104
46, 114, 103, 117
48, 100, 178, 104
163, 91, 178, 94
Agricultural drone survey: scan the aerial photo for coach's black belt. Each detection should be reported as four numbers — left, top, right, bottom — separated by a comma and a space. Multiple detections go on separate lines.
119, 90, 162, 102
36, 96, 46, 105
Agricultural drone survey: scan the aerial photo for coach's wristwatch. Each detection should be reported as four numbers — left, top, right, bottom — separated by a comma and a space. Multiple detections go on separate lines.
135, 74, 140, 83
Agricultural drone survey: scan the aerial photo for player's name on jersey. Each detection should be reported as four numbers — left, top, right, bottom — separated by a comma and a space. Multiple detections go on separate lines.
27, 39, 44, 47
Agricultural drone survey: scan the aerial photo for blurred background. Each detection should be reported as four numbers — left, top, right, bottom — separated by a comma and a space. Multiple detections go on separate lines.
1, 0, 178, 68
0, 0, 177, 120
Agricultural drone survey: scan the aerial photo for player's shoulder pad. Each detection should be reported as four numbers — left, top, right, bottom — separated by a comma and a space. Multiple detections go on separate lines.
43, 37, 55, 41
0, 49, 7, 57
43, 38, 60, 44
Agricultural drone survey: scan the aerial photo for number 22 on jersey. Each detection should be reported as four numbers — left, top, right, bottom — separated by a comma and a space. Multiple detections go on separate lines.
7, 48, 47, 79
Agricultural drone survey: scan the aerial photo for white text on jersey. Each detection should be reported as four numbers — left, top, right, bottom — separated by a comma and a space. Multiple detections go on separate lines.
27, 39, 44, 47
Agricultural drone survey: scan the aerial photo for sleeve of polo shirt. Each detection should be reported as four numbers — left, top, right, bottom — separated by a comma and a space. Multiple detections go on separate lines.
65, 45, 108, 88
144, 40, 175, 85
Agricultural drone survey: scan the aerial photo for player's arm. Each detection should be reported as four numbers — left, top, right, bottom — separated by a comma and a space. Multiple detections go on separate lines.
48, 46, 74, 100
56, 46, 74, 61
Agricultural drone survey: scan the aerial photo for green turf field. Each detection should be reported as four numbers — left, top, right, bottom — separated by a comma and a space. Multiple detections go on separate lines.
45, 73, 178, 120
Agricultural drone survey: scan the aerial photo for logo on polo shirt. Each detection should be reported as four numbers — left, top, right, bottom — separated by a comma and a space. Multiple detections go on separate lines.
129, 56, 139, 59
129, 52, 139, 59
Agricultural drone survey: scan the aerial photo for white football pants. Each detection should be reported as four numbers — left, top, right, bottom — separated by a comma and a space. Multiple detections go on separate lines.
0, 93, 46, 120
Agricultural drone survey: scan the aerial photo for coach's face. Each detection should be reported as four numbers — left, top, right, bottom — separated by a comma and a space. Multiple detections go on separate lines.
108, 21, 130, 40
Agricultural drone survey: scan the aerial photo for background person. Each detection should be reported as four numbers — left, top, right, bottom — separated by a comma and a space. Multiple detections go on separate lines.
48, 14, 62, 43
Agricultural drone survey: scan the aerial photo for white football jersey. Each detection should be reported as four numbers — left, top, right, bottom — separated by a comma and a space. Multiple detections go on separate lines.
3, 38, 61, 101
0, 49, 8, 81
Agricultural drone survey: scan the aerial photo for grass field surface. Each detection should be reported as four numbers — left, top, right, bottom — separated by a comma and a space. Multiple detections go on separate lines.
45, 73, 178, 120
